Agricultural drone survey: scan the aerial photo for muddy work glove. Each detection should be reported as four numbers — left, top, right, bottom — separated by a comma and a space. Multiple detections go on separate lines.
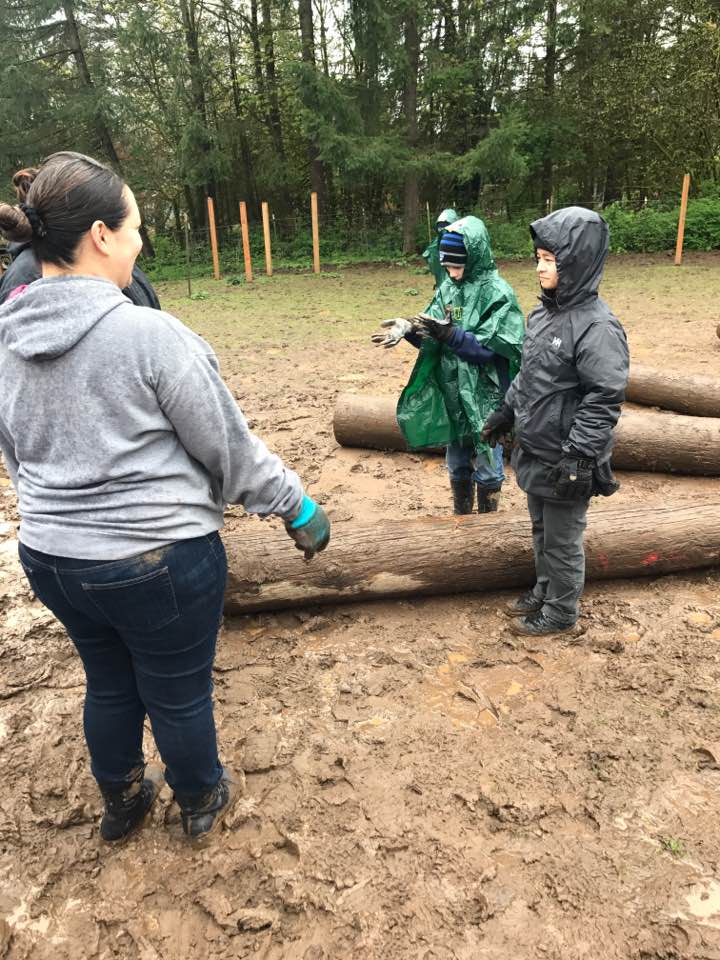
415, 308, 453, 344
480, 404, 515, 446
371, 318, 415, 348
285, 495, 331, 560
550, 456, 594, 501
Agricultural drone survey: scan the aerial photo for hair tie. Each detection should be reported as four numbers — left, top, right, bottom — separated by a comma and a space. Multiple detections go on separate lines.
19, 202, 47, 239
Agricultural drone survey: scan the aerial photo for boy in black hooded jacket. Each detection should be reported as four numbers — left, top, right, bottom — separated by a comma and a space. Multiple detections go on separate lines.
482, 207, 629, 637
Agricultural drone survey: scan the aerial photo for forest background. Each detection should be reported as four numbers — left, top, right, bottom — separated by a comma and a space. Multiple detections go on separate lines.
1, 0, 720, 275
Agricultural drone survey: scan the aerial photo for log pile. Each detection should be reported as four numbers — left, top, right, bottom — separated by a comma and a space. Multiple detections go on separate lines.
224, 363, 720, 614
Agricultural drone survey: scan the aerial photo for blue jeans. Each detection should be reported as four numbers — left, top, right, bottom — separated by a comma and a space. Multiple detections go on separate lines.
446, 442, 505, 489
18, 533, 226, 798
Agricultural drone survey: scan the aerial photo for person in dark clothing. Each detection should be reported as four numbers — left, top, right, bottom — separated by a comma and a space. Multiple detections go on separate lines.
482, 206, 629, 637
0, 239, 161, 310
0, 168, 161, 309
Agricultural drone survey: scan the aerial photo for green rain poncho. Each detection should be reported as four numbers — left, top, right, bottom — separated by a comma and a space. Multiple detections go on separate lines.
422, 207, 459, 287
398, 216, 525, 458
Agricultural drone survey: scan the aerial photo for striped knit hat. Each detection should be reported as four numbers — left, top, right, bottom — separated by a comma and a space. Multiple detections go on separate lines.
438, 231, 467, 266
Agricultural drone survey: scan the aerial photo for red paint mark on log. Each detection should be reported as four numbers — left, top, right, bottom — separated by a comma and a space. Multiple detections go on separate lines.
596, 552, 609, 570
642, 552, 661, 565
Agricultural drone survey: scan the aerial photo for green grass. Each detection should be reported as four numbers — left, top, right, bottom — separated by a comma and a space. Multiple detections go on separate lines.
659, 836, 685, 857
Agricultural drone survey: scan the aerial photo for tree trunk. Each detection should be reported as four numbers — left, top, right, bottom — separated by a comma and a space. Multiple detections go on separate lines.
260, 0, 285, 160
332, 393, 720, 476
402, 6, 420, 255
178, 0, 215, 214
298, 0, 326, 201
223, 501, 720, 614
62, 0, 156, 257
541, 0, 557, 211
626, 362, 720, 417
223, 0, 258, 209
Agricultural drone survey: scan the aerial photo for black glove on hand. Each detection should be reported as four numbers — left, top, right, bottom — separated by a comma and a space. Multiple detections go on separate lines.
285, 498, 331, 560
480, 404, 515, 446
415, 309, 454, 344
551, 456, 594, 500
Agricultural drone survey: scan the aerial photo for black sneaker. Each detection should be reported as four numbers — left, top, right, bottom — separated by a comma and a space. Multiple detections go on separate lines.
504, 590, 544, 618
509, 611, 579, 637
99, 764, 163, 844
178, 768, 238, 840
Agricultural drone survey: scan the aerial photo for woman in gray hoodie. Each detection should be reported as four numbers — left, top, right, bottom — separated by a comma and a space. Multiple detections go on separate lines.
0, 152, 330, 843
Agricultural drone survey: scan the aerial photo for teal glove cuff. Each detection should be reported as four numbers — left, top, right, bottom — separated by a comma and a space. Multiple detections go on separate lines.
290, 494, 318, 529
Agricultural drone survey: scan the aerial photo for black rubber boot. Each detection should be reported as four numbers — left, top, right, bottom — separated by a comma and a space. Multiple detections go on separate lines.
450, 479, 474, 515
98, 764, 163, 844
177, 768, 238, 841
504, 589, 544, 618
477, 484, 502, 514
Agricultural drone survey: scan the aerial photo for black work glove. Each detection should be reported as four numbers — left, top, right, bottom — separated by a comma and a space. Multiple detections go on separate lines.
284, 498, 331, 560
415, 309, 454, 344
550, 456, 594, 501
480, 404, 515, 446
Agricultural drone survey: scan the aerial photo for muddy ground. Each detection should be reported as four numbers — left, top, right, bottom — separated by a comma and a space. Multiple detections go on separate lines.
2, 253, 720, 959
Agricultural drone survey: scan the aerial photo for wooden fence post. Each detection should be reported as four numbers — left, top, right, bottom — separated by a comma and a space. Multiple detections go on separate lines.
239, 201, 253, 282
207, 196, 220, 280
675, 173, 691, 266
261, 202, 273, 277
311, 191, 320, 274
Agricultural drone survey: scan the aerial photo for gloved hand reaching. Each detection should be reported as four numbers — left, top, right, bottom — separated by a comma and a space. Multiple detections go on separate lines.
415, 308, 454, 343
371, 318, 415, 348
285, 495, 331, 560
480, 404, 515, 446
550, 456, 594, 500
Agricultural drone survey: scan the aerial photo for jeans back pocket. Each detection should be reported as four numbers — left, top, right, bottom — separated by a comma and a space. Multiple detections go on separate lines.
82, 566, 179, 633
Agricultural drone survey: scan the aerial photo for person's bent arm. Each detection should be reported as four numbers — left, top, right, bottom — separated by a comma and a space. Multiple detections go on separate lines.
157, 352, 304, 520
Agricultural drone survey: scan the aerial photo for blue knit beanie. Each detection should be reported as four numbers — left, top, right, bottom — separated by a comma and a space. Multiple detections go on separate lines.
439, 231, 467, 266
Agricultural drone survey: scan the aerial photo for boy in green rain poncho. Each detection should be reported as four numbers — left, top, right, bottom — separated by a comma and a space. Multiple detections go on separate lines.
372, 216, 525, 514
422, 208, 459, 288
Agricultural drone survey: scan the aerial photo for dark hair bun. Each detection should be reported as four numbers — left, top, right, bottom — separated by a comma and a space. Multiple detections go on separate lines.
12, 168, 39, 203
0, 203, 32, 243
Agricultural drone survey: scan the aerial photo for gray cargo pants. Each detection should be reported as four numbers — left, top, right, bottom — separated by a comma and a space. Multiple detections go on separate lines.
526, 494, 589, 626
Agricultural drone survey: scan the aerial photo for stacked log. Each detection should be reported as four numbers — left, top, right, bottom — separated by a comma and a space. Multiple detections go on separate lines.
224, 502, 720, 614
626, 363, 720, 418
333, 394, 720, 476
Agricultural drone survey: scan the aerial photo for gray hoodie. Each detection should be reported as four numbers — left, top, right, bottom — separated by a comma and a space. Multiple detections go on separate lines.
0, 276, 304, 559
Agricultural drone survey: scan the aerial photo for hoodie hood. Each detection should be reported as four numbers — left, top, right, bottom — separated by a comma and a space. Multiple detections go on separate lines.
436, 208, 460, 232
530, 206, 609, 308
443, 215, 495, 282
0, 275, 129, 361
